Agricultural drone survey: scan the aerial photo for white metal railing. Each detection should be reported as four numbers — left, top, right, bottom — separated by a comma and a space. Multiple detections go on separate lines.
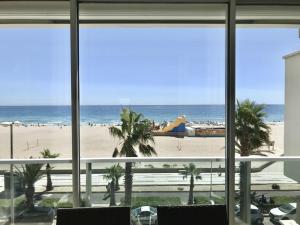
0, 156, 300, 164
0, 155, 298, 225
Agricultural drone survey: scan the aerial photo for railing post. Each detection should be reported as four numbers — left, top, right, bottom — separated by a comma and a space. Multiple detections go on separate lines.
10, 123, 15, 224
239, 161, 251, 224
10, 165, 14, 224
296, 196, 300, 224
85, 163, 92, 207
210, 160, 213, 199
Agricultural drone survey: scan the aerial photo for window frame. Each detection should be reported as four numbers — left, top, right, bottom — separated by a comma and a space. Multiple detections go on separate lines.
1, 1, 300, 224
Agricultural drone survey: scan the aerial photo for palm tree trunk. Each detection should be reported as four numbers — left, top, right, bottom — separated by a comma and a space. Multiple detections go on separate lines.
46, 163, 53, 191
110, 179, 116, 206
25, 185, 35, 210
116, 177, 120, 191
188, 175, 194, 205
124, 162, 133, 206
240, 161, 251, 224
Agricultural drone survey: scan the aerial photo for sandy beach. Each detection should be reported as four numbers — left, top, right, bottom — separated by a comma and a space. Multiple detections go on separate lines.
0, 123, 284, 159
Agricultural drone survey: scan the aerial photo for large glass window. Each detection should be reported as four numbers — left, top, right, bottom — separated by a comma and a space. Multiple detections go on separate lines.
2, 2, 300, 224
0, 26, 71, 158
235, 5, 300, 225
79, 3, 227, 209
0, 25, 71, 225
79, 26, 226, 157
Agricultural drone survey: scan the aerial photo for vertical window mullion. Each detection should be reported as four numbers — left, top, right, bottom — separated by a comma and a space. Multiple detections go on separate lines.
225, 0, 236, 224
70, 0, 81, 208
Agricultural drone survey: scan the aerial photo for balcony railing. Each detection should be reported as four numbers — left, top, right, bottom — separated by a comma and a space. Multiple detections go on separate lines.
0, 156, 299, 225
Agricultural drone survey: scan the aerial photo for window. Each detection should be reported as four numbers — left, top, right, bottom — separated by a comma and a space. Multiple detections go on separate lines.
79, 3, 227, 208
235, 5, 300, 224
2, 2, 299, 225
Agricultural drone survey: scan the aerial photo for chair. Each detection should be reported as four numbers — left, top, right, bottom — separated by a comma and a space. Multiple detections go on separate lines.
56, 207, 131, 225
157, 205, 228, 225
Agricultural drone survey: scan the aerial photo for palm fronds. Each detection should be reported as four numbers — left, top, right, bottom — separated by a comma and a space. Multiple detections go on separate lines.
235, 99, 272, 156
108, 108, 156, 206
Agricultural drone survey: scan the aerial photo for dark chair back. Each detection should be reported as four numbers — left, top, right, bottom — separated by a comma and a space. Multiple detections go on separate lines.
56, 207, 131, 225
157, 205, 228, 225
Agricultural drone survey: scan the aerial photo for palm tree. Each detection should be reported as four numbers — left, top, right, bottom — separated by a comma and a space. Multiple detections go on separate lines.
40, 149, 60, 191
103, 164, 124, 206
235, 99, 271, 223
15, 163, 44, 210
114, 163, 123, 191
109, 108, 156, 206
181, 163, 202, 205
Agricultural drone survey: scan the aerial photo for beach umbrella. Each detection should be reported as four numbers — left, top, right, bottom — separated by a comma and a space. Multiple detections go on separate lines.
13, 121, 22, 126
0, 122, 12, 127
1, 121, 22, 127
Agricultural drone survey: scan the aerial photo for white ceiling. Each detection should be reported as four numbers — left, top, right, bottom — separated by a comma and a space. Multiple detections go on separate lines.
0, 1, 300, 22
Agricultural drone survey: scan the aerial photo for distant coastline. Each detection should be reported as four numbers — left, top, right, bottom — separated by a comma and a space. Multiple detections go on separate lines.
0, 104, 284, 125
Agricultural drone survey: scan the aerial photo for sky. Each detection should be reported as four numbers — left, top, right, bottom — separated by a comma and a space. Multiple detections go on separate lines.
0, 27, 299, 106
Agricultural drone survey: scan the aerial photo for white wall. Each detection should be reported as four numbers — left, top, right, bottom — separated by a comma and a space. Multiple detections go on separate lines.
284, 51, 300, 181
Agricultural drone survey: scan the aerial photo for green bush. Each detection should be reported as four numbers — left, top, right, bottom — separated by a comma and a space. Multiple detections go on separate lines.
253, 196, 297, 214
270, 196, 297, 205
57, 201, 73, 208
0, 196, 26, 216
194, 196, 209, 204
39, 198, 60, 208
39, 196, 85, 208
212, 196, 225, 204
194, 196, 225, 205
0, 195, 25, 207
121, 196, 181, 207
162, 164, 170, 168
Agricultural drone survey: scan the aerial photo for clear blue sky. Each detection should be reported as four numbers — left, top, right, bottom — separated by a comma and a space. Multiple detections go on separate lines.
0, 27, 299, 106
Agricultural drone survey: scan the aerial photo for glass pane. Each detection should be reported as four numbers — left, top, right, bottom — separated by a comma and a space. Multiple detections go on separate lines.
0, 24, 70, 225
83, 161, 226, 210
236, 9, 300, 224
79, 3, 227, 211
0, 26, 71, 159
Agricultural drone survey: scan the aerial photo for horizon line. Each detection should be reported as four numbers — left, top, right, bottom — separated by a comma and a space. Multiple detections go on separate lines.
0, 103, 285, 107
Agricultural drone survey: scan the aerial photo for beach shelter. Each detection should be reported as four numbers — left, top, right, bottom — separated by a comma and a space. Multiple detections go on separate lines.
0, 122, 12, 127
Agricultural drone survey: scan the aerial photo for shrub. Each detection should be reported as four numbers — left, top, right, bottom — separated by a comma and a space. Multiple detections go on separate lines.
38, 196, 85, 208
0, 196, 26, 216
57, 201, 73, 208
39, 198, 60, 208
194, 196, 225, 205
121, 196, 181, 207
271, 196, 296, 205
272, 184, 280, 190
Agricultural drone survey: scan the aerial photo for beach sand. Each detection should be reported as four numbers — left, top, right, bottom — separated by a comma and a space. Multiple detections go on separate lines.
0, 124, 284, 159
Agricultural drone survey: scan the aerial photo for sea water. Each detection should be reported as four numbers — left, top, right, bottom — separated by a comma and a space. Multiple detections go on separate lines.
0, 105, 284, 125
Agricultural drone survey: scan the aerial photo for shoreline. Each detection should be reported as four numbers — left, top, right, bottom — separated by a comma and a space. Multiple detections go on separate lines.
0, 123, 284, 159
0, 120, 284, 127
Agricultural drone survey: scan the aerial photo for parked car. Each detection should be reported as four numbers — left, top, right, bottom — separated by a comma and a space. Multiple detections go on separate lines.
131, 206, 157, 225
269, 203, 296, 223
235, 204, 264, 224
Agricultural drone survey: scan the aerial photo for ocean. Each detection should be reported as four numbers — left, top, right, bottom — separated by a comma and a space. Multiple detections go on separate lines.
0, 105, 284, 125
